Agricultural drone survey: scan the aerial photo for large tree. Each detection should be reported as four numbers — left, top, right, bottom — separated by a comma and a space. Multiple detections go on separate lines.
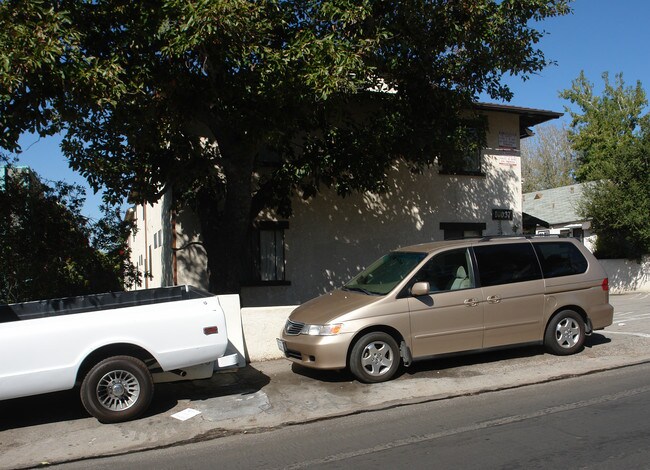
0, 161, 137, 303
579, 125, 650, 259
521, 123, 576, 192
0, 0, 571, 293
561, 71, 650, 259
560, 71, 648, 181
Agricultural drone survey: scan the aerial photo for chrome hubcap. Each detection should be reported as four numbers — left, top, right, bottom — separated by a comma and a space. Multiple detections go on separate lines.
360, 341, 394, 376
96, 370, 141, 411
555, 317, 581, 348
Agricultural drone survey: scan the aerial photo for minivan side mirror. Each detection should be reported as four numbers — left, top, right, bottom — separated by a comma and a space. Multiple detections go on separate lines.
411, 282, 430, 297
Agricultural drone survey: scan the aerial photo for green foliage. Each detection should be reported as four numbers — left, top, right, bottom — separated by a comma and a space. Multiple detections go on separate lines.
562, 72, 650, 259
0, 0, 572, 292
521, 123, 576, 192
91, 203, 141, 291
0, 165, 137, 303
560, 71, 649, 181
579, 126, 650, 260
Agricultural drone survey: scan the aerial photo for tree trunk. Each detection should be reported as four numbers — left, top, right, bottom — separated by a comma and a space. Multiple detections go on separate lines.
196, 143, 256, 295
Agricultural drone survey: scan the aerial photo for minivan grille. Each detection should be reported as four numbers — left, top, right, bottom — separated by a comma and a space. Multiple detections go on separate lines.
285, 320, 304, 335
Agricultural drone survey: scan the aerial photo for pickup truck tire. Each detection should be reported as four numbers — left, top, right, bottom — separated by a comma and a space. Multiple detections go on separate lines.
80, 355, 154, 423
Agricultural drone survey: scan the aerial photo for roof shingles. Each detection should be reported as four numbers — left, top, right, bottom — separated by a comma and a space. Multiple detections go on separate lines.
522, 183, 588, 225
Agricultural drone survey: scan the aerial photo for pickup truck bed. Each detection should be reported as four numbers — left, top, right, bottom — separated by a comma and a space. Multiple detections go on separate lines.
0, 286, 236, 423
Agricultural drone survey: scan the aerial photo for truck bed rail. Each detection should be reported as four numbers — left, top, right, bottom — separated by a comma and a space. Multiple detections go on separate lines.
0, 285, 213, 323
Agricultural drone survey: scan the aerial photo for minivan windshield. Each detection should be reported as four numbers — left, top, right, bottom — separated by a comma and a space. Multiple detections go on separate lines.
343, 251, 427, 295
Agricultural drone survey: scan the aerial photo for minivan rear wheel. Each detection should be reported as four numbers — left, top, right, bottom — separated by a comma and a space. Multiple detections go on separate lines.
349, 332, 400, 383
544, 310, 585, 355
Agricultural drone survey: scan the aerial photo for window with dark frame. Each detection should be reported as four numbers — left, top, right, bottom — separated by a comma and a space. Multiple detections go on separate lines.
254, 221, 289, 284
460, 146, 482, 173
438, 129, 484, 175
533, 241, 588, 279
473, 243, 542, 287
440, 222, 486, 240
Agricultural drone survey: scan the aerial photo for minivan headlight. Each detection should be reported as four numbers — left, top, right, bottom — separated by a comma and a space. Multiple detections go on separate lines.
301, 323, 343, 336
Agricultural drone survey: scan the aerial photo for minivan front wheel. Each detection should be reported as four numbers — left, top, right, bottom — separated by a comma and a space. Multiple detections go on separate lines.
544, 310, 585, 355
349, 332, 400, 383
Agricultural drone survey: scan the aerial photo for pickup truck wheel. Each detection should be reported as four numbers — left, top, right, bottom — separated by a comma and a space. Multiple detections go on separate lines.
349, 332, 400, 383
80, 356, 153, 423
544, 310, 585, 356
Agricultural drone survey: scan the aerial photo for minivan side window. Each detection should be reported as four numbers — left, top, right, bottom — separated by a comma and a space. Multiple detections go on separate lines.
473, 243, 542, 287
533, 241, 588, 278
408, 248, 474, 294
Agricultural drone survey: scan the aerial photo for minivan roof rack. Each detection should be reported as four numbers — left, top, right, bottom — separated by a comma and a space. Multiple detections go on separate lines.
478, 234, 560, 242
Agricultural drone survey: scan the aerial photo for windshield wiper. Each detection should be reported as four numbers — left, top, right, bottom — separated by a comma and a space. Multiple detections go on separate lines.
342, 286, 381, 296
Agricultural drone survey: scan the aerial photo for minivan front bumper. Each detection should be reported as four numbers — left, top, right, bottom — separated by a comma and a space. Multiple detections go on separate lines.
277, 332, 353, 370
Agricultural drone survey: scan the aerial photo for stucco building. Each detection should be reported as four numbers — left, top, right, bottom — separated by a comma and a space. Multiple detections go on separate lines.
127, 103, 561, 306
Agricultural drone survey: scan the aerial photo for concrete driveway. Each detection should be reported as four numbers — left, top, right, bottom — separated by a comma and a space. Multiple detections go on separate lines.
1, 293, 649, 470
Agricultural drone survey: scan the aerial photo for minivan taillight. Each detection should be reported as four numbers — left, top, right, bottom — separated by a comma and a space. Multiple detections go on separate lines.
602, 278, 609, 291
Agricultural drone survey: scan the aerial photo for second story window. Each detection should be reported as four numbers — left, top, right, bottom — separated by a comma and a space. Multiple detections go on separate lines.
439, 128, 485, 176
460, 144, 482, 173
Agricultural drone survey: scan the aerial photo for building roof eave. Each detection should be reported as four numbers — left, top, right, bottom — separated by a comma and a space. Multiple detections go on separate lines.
474, 102, 563, 138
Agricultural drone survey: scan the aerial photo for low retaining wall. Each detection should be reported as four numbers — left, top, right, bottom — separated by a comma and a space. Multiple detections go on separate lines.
219, 296, 297, 364
241, 306, 298, 362
600, 257, 650, 293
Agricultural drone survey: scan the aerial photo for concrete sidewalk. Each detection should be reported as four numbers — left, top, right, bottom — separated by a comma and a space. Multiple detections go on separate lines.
1, 294, 649, 469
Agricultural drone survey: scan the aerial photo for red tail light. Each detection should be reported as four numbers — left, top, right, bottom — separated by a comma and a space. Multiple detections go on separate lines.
602, 278, 609, 291
203, 326, 219, 335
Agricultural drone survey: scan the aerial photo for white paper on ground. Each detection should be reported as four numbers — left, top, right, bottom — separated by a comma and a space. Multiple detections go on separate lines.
171, 408, 202, 421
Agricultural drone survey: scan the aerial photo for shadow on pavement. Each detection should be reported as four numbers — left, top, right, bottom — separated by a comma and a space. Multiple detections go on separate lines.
0, 365, 270, 432
288, 344, 549, 383
0, 388, 88, 431
291, 363, 354, 383
151, 365, 271, 414
584, 332, 611, 348
289, 335, 612, 384
404, 345, 547, 379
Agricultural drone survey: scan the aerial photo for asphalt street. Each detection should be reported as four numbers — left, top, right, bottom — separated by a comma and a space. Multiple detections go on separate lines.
53, 362, 650, 470
0, 293, 648, 469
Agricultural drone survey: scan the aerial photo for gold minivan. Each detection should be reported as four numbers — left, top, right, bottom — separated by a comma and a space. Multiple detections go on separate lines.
277, 237, 614, 383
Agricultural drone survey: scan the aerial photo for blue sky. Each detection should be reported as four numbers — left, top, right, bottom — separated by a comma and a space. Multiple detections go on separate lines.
11, 0, 650, 220
497, 0, 650, 115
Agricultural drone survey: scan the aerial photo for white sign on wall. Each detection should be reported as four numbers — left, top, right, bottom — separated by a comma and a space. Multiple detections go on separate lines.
497, 155, 519, 168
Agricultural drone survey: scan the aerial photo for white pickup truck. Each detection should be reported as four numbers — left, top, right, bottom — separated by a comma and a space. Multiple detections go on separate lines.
0, 285, 238, 423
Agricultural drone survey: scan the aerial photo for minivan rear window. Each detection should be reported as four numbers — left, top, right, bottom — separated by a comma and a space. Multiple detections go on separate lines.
533, 242, 588, 278
474, 243, 542, 287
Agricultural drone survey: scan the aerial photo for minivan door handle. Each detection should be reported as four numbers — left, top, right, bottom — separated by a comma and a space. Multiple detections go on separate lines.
487, 295, 502, 304
464, 298, 480, 307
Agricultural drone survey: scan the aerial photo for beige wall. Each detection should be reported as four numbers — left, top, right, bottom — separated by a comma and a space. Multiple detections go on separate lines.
128, 192, 210, 291
127, 193, 173, 290
130, 110, 528, 306
174, 209, 209, 289
242, 111, 524, 306
601, 256, 650, 293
